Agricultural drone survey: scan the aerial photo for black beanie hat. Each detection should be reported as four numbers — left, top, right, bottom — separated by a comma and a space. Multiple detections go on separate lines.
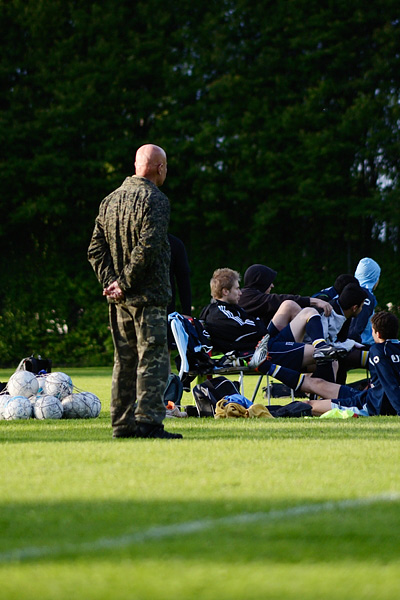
243, 264, 277, 292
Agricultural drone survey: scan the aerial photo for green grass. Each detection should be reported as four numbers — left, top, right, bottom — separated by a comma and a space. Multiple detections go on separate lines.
1, 367, 400, 600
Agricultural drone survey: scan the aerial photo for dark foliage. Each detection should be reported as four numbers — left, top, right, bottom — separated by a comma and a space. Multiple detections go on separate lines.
1, 1, 399, 365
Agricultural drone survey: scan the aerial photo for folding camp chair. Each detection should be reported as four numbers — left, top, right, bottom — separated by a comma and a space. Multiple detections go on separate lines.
263, 376, 295, 404
168, 312, 267, 403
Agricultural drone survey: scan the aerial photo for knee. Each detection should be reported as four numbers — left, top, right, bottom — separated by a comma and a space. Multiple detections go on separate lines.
303, 307, 319, 320
280, 300, 301, 317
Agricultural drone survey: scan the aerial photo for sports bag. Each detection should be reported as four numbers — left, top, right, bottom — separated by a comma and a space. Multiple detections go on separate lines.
16, 355, 52, 374
192, 376, 240, 417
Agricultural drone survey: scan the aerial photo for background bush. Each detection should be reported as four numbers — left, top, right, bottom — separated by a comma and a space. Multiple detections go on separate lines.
1, 1, 399, 366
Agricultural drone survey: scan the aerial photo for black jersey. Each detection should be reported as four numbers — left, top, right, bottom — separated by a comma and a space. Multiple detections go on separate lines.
200, 299, 268, 353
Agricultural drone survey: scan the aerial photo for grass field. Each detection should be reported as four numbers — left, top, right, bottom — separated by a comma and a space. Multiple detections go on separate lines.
1, 367, 400, 600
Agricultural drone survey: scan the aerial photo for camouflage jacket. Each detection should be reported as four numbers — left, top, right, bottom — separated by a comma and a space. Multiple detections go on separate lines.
88, 176, 171, 307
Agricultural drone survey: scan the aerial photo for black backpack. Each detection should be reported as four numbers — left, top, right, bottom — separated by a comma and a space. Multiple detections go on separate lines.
192, 376, 240, 417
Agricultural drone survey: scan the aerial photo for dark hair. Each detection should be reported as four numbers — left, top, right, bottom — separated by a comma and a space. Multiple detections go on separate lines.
338, 283, 368, 310
371, 311, 399, 340
334, 274, 358, 295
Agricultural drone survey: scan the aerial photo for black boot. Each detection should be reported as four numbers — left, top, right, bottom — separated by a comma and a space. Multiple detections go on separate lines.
136, 422, 183, 439
112, 426, 137, 438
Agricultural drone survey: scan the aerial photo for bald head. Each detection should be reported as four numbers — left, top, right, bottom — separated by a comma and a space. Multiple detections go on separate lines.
135, 144, 167, 186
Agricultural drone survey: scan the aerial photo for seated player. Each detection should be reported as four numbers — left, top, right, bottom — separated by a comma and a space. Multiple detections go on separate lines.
322, 281, 369, 383
255, 282, 368, 381
249, 311, 400, 417
311, 273, 358, 302
320, 283, 367, 346
200, 268, 345, 372
238, 263, 333, 325
348, 257, 381, 346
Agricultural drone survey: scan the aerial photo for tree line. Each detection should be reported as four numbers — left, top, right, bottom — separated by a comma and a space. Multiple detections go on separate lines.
1, 0, 399, 366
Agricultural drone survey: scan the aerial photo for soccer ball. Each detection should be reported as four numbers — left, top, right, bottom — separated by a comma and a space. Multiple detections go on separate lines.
43, 372, 73, 400
62, 392, 100, 419
79, 392, 101, 418
34, 395, 64, 420
0, 394, 12, 419
3, 396, 32, 420
62, 393, 87, 418
8, 371, 39, 398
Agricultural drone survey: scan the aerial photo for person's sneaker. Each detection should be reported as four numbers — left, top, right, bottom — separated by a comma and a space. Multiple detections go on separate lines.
313, 344, 348, 363
248, 333, 270, 369
166, 406, 188, 418
136, 423, 183, 439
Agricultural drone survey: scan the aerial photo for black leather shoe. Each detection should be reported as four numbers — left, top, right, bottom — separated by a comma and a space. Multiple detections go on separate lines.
136, 423, 183, 439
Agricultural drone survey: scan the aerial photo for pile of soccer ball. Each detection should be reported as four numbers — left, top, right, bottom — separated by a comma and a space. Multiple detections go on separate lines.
0, 370, 101, 421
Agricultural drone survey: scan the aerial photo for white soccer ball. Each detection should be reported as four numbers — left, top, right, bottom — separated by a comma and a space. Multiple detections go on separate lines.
0, 394, 12, 419
3, 396, 32, 420
34, 395, 63, 420
8, 371, 39, 398
62, 392, 100, 419
62, 393, 87, 418
43, 372, 73, 400
79, 392, 101, 418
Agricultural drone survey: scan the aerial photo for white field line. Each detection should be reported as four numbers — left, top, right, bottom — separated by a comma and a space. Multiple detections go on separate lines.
1, 492, 399, 564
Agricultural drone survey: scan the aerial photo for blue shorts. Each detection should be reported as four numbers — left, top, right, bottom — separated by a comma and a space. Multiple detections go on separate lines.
331, 386, 370, 416
268, 324, 305, 371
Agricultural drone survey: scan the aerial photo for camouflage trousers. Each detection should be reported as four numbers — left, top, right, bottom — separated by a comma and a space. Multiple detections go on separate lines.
109, 303, 168, 435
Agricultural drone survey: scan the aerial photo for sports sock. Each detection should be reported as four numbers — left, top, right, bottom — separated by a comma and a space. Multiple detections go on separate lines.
311, 361, 335, 383
267, 321, 279, 337
257, 360, 305, 391
360, 350, 369, 368
305, 313, 326, 347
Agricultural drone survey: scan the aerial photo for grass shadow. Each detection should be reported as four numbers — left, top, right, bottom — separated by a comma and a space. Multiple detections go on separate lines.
0, 495, 399, 565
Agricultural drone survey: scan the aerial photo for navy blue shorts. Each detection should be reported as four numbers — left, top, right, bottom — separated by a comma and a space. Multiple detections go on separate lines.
334, 386, 369, 409
268, 324, 305, 371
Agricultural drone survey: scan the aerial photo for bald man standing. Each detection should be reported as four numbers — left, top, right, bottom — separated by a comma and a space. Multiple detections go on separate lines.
88, 144, 182, 439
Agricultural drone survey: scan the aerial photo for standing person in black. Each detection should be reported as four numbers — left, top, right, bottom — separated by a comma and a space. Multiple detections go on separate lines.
168, 233, 192, 318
